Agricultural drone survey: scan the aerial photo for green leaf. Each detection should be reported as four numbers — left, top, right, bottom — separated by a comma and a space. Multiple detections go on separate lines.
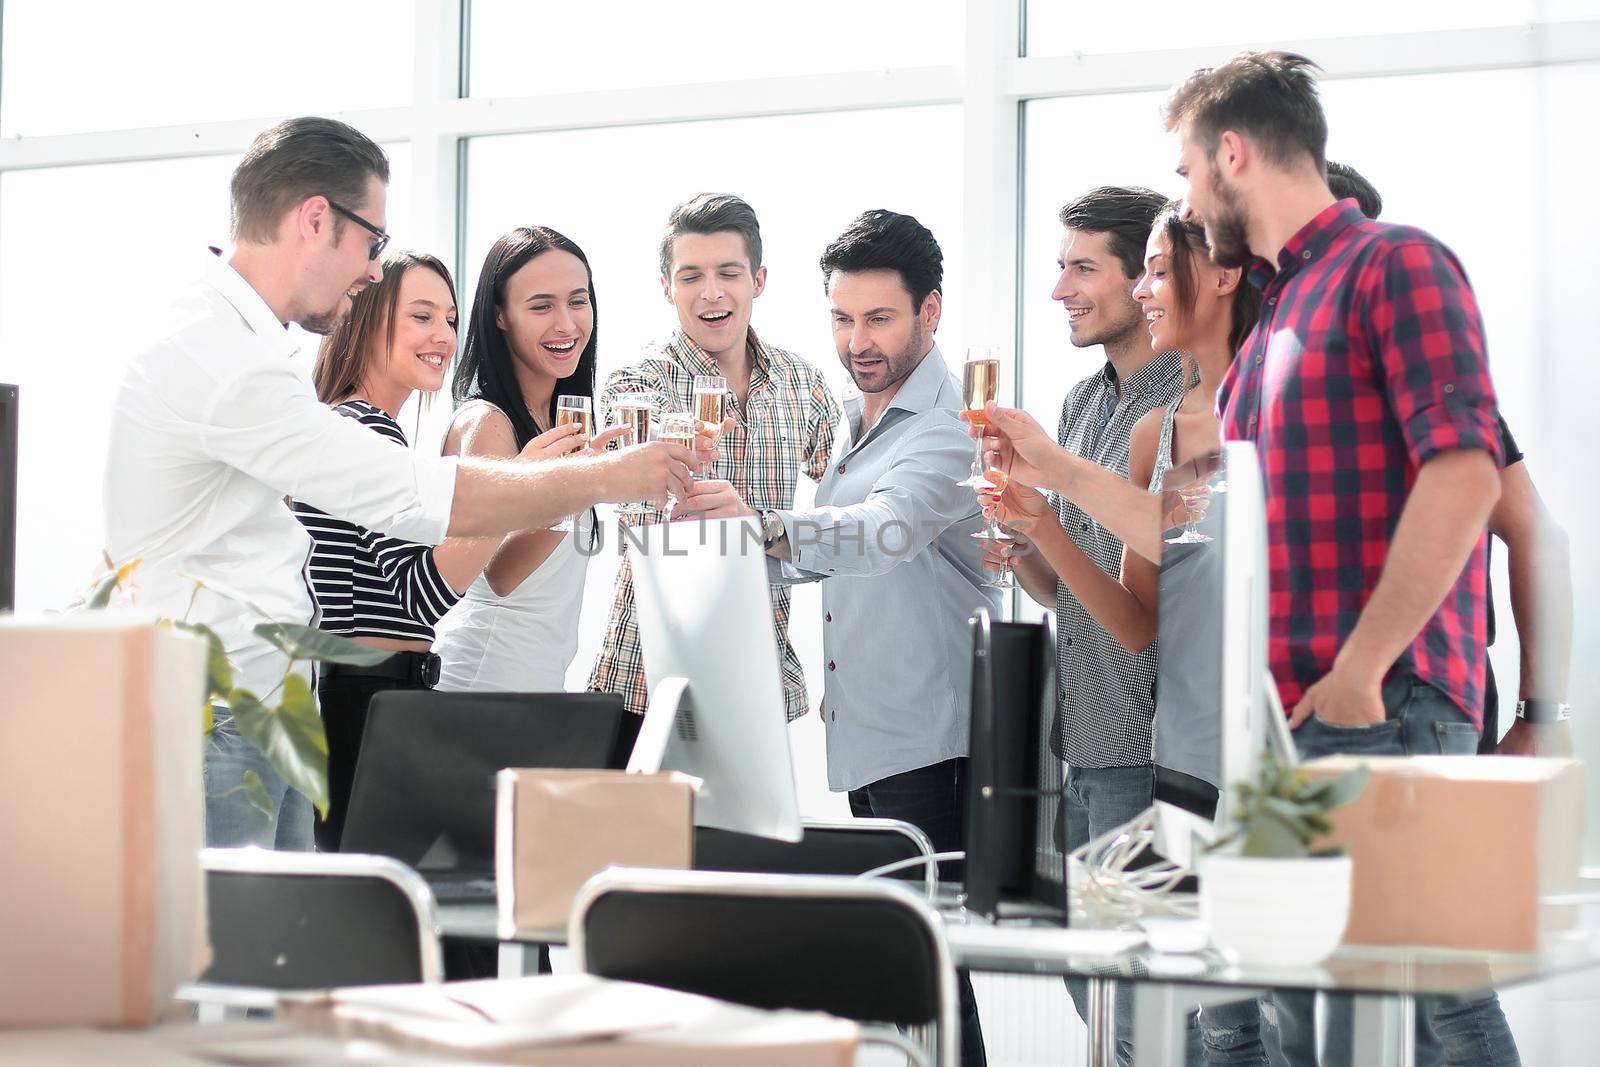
241, 771, 273, 817
172, 620, 234, 700
225, 684, 329, 817
85, 571, 121, 610
1240, 811, 1309, 859
1307, 765, 1370, 810
253, 622, 392, 667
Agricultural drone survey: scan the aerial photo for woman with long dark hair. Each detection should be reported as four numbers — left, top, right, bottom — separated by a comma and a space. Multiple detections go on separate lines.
433, 226, 621, 692
294, 250, 550, 850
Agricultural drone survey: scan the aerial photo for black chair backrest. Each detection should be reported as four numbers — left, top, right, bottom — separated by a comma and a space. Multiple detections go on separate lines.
579, 881, 942, 1027
694, 822, 926, 882
200, 860, 433, 989
964, 609, 1066, 922
340, 690, 635, 866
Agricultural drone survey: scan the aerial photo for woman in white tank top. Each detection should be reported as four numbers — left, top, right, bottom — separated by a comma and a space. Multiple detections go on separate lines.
434, 227, 624, 692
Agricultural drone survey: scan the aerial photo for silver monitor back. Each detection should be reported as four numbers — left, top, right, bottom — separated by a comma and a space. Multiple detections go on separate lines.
1153, 441, 1273, 866
627, 516, 802, 842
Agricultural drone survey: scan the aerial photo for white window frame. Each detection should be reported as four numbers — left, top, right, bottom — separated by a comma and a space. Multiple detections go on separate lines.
3, 1, 1595, 393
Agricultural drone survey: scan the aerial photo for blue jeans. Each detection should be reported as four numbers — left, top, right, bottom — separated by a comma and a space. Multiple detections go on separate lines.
1058, 763, 1155, 1067
203, 716, 313, 850
1273, 674, 1519, 1067
1199, 996, 1288, 1066
850, 758, 987, 1067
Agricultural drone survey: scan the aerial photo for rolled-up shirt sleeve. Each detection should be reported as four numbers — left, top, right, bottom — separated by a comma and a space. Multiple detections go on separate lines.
199, 359, 458, 545
1364, 240, 1503, 468
771, 412, 979, 579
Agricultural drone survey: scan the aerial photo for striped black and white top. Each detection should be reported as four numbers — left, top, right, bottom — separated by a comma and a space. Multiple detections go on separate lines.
1050, 350, 1186, 768
291, 401, 461, 642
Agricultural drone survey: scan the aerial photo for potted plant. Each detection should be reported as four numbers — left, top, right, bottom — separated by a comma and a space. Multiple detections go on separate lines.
81, 554, 389, 820
1200, 749, 1369, 967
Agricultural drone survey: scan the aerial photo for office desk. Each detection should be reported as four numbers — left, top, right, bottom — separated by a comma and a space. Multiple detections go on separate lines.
943, 890, 1600, 1067
439, 887, 1600, 1067
0, 1021, 453, 1065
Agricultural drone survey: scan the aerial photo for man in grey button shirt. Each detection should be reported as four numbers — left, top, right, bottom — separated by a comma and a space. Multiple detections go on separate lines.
677, 210, 997, 1067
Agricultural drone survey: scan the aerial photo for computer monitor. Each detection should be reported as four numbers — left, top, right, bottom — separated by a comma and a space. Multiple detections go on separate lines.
627, 515, 802, 842
0, 384, 16, 614
1152, 441, 1278, 866
339, 690, 638, 871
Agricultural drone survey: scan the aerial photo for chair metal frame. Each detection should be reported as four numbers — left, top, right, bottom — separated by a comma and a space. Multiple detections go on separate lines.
181, 847, 444, 1013
796, 815, 940, 898
569, 866, 960, 1067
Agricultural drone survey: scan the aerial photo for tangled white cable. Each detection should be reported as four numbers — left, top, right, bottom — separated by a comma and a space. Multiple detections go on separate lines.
1067, 805, 1197, 927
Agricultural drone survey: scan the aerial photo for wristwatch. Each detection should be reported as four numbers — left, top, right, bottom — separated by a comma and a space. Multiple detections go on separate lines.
1515, 698, 1572, 724
759, 509, 786, 551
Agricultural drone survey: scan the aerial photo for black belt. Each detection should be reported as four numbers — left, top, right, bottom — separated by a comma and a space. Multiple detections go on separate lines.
322, 650, 441, 689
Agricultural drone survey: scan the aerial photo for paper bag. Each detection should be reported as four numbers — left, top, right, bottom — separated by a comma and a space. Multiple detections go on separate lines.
0, 615, 211, 1027
496, 769, 695, 937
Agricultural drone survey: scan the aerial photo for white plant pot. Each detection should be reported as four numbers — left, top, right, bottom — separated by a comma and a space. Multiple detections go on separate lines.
1199, 854, 1352, 967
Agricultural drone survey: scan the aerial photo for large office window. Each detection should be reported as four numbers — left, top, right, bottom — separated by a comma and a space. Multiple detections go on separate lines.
462, 107, 964, 784
1025, 0, 1563, 58
0, 143, 411, 611
1019, 64, 1599, 769
467, 0, 962, 97
3, 3, 1598, 873
463, 106, 965, 400
0, 1, 414, 137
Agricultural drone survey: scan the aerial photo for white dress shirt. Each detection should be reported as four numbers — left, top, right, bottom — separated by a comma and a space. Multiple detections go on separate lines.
104, 251, 458, 701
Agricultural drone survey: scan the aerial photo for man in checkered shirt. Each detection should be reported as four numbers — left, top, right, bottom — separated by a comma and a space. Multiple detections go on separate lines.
1169, 51, 1512, 1064
589, 194, 841, 722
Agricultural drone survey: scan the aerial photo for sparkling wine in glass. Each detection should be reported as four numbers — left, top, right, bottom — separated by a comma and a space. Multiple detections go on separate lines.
692, 375, 727, 479
960, 346, 1000, 489
550, 395, 593, 532
657, 412, 698, 516
611, 394, 656, 514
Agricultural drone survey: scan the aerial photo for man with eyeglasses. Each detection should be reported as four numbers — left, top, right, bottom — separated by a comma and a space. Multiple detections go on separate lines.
104, 117, 701, 850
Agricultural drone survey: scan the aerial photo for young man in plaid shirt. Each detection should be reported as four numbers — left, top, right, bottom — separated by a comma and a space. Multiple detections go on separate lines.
1167, 51, 1515, 1065
589, 194, 841, 722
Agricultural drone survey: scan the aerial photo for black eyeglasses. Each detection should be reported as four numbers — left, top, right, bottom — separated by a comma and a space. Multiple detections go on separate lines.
327, 199, 391, 261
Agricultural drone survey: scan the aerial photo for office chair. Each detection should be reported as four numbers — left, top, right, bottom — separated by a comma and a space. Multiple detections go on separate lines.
182, 848, 443, 1016
964, 608, 1067, 923
571, 867, 959, 1067
694, 816, 939, 897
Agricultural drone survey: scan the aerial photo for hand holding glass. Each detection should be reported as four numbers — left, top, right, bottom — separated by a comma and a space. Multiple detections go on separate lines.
550, 396, 593, 532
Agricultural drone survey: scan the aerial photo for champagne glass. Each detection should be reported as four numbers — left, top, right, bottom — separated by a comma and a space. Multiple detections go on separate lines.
959, 346, 1000, 489
692, 375, 728, 479
1166, 480, 1213, 544
657, 412, 698, 517
611, 394, 656, 515
550, 395, 593, 532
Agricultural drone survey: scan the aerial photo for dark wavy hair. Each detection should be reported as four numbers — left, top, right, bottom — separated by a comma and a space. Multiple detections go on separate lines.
452, 227, 597, 449
1327, 160, 1383, 219
1164, 51, 1328, 172
1152, 199, 1261, 357
818, 209, 943, 311
1058, 186, 1168, 280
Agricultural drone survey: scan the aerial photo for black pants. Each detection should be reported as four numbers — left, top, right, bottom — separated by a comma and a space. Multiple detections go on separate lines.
849, 757, 987, 1067
313, 670, 422, 853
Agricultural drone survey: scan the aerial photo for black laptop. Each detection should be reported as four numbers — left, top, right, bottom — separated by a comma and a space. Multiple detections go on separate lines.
338, 691, 640, 900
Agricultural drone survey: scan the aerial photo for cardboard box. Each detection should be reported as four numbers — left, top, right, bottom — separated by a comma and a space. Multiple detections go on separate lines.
496, 769, 695, 937
1303, 755, 1583, 952
0, 615, 211, 1027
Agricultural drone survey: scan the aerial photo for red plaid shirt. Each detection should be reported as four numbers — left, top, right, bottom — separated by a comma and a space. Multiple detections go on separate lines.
1218, 200, 1502, 725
